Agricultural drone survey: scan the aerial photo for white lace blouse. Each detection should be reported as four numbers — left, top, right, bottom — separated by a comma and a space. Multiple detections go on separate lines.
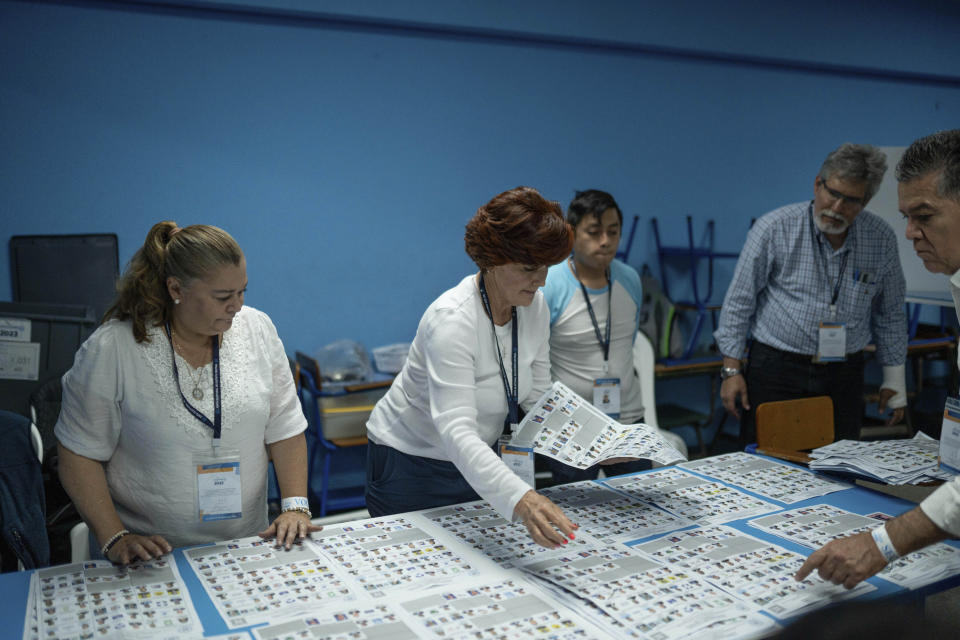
55, 306, 306, 548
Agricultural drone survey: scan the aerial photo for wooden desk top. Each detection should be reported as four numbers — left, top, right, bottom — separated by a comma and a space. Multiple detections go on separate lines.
654, 356, 723, 378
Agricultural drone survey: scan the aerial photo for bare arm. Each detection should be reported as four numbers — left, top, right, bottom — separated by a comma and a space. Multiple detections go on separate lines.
57, 443, 170, 564
261, 433, 322, 548
795, 505, 950, 588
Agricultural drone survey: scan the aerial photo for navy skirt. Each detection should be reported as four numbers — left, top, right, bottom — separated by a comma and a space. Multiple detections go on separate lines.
365, 439, 481, 516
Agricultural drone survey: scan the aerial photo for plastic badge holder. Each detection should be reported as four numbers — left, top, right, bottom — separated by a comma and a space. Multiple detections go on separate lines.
372, 343, 410, 374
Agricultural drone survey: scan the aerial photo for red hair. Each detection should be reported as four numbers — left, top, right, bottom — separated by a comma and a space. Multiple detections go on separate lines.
464, 186, 573, 269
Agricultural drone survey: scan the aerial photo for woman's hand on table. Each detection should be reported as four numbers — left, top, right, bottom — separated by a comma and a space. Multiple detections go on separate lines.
107, 533, 172, 565
259, 511, 323, 550
513, 490, 578, 548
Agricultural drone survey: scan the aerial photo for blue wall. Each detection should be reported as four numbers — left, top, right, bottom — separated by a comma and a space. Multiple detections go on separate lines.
2, 0, 959, 356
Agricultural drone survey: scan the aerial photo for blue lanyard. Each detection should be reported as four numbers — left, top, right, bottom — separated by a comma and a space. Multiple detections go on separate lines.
810, 203, 851, 309
570, 257, 612, 363
165, 322, 222, 439
478, 274, 519, 430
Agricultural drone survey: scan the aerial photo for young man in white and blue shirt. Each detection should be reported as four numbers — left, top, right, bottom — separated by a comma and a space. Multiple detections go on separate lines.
541, 189, 650, 484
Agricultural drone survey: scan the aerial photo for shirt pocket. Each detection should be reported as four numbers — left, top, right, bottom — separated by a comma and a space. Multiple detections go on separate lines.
841, 278, 878, 332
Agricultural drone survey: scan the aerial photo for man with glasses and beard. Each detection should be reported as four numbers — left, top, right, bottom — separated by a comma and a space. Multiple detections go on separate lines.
714, 143, 907, 446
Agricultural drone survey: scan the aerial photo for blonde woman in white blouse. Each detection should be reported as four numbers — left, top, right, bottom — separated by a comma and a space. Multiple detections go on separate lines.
56, 222, 319, 564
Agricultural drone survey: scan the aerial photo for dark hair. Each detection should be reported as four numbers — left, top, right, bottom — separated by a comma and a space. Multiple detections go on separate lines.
896, 129, 960, 201
818, 143, 888, 203
103, 221, 244, 342
464, 186, 573, 270
567, 189, 623, 228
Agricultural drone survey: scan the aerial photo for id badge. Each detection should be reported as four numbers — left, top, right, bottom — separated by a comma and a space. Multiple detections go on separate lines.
816, 321, 846, 362
500, 441, 535, 488
940, 397, 960, 474
194, 446, 242, 522
593, 377, 621, 418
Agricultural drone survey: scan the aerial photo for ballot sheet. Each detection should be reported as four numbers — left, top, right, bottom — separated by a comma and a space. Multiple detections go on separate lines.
681, 452, 850, 503
307, 516, 483, 597
519, 544, 778, 639
632, 525, 874, 619
513, 381, 687, 468
537, 480, 695, 543
33, 557, 201, 640
420, 500, 608, 569
602, 467, 782, 525
251, 576, 614, 640
184, 536, 354, 629
747, 504, 885, 550
747, 503, 960, 590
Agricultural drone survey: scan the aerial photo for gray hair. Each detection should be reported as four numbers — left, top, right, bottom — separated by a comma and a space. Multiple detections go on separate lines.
896, 129, 960, 201
817, 143, 888, 204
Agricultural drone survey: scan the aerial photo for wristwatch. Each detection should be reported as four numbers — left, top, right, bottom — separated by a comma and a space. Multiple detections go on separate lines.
720, 366, 742, 380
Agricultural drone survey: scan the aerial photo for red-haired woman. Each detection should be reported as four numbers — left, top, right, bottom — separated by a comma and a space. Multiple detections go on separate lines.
366, 187, 578, 548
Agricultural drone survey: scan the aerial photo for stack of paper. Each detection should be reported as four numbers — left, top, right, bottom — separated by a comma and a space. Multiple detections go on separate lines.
808, 433, 956, 484
514, 381, 687, 468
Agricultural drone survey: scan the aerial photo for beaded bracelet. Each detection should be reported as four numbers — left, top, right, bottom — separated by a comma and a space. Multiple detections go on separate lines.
101, 529, 131, 557
282, 506, 313, 519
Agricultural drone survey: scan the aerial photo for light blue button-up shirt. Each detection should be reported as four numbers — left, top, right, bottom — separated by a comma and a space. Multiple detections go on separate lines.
715, 201, 906, 366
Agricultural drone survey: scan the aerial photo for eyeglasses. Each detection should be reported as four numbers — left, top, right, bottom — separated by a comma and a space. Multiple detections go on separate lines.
818, 178, 866, 208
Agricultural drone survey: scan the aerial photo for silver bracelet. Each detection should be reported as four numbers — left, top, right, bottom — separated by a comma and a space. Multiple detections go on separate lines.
871, 525, 900, 563
101, 529, 131, 557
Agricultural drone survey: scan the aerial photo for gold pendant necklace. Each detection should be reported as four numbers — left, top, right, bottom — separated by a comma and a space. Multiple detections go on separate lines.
172, 330, 206, 401
187, 366, 205, 401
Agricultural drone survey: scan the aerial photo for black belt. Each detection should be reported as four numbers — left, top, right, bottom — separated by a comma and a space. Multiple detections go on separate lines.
750, 341, 863, 366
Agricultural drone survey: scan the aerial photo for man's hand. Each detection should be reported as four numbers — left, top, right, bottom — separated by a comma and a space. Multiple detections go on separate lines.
513, 490, 577, 549
877, 387, 905, 426
720, 375, 749, 419
794, 532, 887, 589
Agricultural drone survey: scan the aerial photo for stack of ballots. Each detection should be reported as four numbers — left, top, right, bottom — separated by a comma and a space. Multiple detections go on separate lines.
809, 432, 957, 484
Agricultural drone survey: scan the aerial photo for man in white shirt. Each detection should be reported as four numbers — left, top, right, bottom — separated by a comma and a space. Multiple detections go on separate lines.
540, 189, 649, 483
796, 129, 960, 588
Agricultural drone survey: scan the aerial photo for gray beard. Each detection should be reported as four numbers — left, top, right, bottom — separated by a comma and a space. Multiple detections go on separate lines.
813, 209, 850, 236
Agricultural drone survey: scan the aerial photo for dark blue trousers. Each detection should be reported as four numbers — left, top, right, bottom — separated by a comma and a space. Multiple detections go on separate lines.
365, 439, 481, 516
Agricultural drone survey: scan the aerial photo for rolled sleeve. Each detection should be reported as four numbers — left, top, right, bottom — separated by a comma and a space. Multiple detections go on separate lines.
920, 476, 960, 537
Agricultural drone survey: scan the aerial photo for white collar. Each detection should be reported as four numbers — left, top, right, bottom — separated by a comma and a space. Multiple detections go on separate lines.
950, 268, 960, 290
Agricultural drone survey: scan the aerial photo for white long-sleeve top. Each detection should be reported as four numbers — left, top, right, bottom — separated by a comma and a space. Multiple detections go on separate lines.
919, 269, 960, 537
366, 274, 552, 519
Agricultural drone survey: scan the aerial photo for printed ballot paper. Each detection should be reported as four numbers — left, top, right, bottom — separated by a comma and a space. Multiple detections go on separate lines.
513, 381, 686, 469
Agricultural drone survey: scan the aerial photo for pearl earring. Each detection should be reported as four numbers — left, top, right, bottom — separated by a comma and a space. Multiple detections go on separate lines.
174, 299, 180, 305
